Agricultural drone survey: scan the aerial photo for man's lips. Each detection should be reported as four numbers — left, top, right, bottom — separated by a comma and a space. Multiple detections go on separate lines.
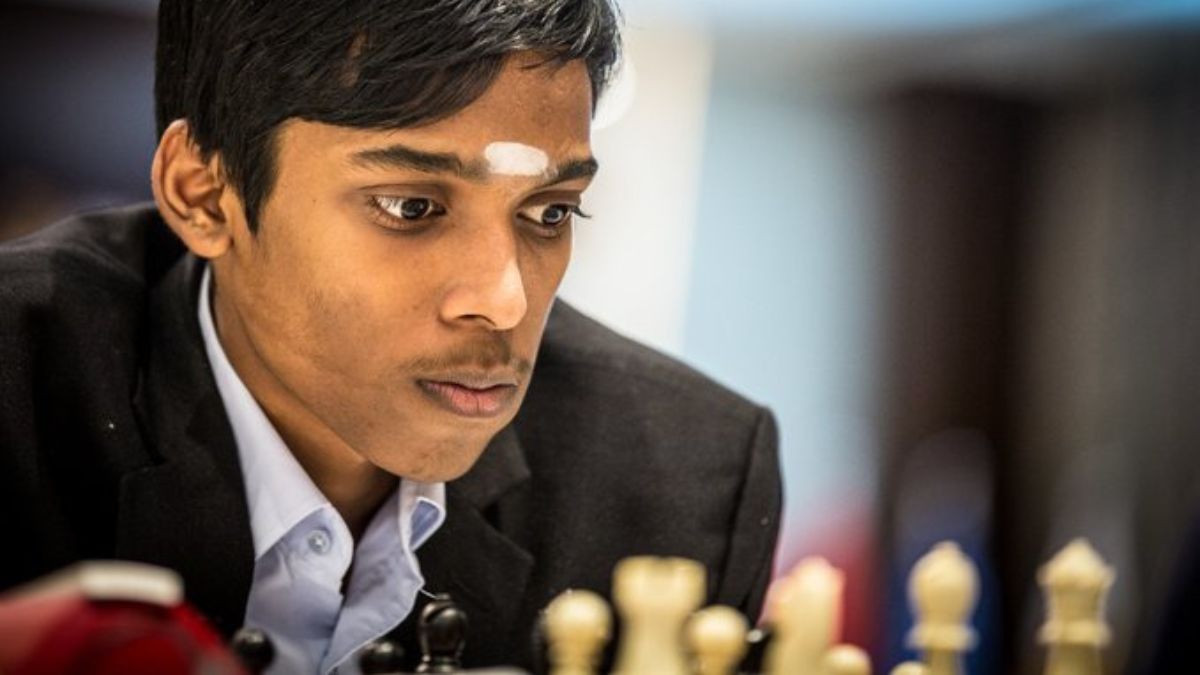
417, 377, 519, 418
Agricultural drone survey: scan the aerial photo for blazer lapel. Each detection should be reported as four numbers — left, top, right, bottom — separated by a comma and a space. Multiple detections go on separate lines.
117, 254, 255, 637
409, 425, 536, 666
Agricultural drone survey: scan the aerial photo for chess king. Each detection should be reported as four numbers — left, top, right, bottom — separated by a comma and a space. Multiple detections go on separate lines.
0, 1, 781, 673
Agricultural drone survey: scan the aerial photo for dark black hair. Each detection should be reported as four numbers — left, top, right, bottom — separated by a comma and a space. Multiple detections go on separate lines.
154, 0, 621, 231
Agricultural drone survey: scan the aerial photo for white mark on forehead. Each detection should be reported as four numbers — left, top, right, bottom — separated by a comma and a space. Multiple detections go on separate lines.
484, 142, 550, 177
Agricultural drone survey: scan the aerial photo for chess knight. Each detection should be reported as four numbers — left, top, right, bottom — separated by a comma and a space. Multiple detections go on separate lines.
0, 0, 781, 672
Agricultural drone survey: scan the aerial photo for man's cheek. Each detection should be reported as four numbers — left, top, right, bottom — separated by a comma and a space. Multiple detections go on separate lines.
292, 290, 380, 375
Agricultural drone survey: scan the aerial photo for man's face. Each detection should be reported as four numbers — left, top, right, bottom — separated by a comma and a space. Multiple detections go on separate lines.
212, 54, 595, 482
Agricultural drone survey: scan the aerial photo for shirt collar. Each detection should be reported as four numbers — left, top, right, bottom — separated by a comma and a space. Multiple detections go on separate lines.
401, 480, 446, 550
197, 265, 446, 560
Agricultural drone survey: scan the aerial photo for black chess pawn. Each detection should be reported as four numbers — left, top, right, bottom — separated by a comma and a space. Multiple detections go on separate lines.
417, 594, 467, 673
230, 627, 276, 674
738, 626, 773, 675
360, 637, 407, 675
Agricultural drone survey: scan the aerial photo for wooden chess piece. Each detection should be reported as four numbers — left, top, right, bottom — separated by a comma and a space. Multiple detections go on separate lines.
611, 556, 705, 675
544, 589, 611, 675
1038, 539, 1114, 675
907, 542, 978, 675
820, 644, 872, 675
739, 626, 773, 674
686, 605, 748, 675
360, 637, 406, 675
764, 557, 845, 675
230, 627, 275, 675
418, 594, 467, 673
890, 662, 930, 675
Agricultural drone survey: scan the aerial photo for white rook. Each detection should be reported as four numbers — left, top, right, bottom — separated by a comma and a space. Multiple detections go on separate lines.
611, 556, 705, 675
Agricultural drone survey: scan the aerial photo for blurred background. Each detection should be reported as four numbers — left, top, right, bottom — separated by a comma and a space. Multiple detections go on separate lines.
4, 0, 1200, 672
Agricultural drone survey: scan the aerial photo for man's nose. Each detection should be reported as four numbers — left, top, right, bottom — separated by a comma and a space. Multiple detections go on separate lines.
439, 224, 529, 331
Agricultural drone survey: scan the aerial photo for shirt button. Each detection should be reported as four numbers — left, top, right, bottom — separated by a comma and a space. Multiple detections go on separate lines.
307, 528, 332, 554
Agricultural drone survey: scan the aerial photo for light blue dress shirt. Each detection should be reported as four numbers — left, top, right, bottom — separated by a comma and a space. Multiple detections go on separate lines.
198, 267, 446, 674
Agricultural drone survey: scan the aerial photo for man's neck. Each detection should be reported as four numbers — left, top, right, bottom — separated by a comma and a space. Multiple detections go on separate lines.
260, 402, 397, 541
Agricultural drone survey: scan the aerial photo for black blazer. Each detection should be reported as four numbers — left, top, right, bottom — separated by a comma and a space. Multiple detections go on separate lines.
0, 205, 781, 669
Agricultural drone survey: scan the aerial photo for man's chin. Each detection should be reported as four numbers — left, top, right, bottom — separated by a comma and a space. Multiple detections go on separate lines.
365, 431, 497, 484
408, 455, 482, 483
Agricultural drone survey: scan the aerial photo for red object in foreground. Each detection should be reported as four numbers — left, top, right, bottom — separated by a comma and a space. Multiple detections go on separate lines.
0, 562, 246, 675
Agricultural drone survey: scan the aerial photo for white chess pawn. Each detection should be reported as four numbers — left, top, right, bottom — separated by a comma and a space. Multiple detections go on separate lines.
765, 556, 846, 675
544, 589, 611, 675
611, 556, 706, 675
890, 662, 930, 675
907, 542, 979, 675
686, 605, 748, 675
1037, 539, 1114, 675
820, 644, 872, 675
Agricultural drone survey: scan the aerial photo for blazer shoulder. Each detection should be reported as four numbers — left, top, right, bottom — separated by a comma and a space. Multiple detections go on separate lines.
0, 204, 181, 319
538, 300, 766, 427
519, 301, 781, 620
1, 204, 165, 287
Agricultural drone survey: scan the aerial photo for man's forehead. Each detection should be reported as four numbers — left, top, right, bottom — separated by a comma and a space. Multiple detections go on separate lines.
371, 57, 592, 154
278, 119, 588, 166
345, 142, 599, 191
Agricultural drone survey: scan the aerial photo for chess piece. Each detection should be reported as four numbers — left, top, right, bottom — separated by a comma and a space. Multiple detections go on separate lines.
820, 644, 872, 675
230, 627, 276, 674
906, 542, 978, 675
612, 556, 706, 675
890, 663, 930, 675
740, 626, 773, 674
418, 594, 467, 673
360, 637, 407, 675
1037, 539, 1114, 675
0, 561, 240, 674
765, 557, 845, 675
686, 605, 748, 675
544, 589, 611, 675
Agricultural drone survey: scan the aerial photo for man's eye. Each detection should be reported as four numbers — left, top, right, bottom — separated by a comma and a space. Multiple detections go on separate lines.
373, 196, 446, 221
519, 203, 589, 229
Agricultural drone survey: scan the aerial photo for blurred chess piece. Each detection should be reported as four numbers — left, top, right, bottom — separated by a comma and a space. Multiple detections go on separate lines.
685, 605, 748, 675
907, 542, 978, 675
544, 589, 611, 675
1037, 539, 1114, 675
0, 561, 243, 674
819, 644, 871, 675
765, 556, 845, 675
359, 637, 406, 675
612, 556, 705, 675
739, 626, 773, 674
230, 627, 275, 674
890, 662, 930, 675
417, 594, 467, 673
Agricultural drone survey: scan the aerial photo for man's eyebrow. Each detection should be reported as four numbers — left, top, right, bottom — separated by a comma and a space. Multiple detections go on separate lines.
538, 157, 599, 188
351, 144, 469, 176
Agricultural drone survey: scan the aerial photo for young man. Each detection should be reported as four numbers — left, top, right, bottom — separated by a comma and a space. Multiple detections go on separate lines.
0, 1, 780, 672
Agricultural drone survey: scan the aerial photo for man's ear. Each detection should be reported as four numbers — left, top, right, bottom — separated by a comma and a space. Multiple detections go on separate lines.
150, 119, 236, 259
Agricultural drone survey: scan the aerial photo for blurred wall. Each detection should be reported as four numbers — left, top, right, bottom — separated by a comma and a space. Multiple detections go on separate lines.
682, 49, 886, 646
557, 21, 714, 355
1005, 45, 1200, 673
0, 4, 155, 239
